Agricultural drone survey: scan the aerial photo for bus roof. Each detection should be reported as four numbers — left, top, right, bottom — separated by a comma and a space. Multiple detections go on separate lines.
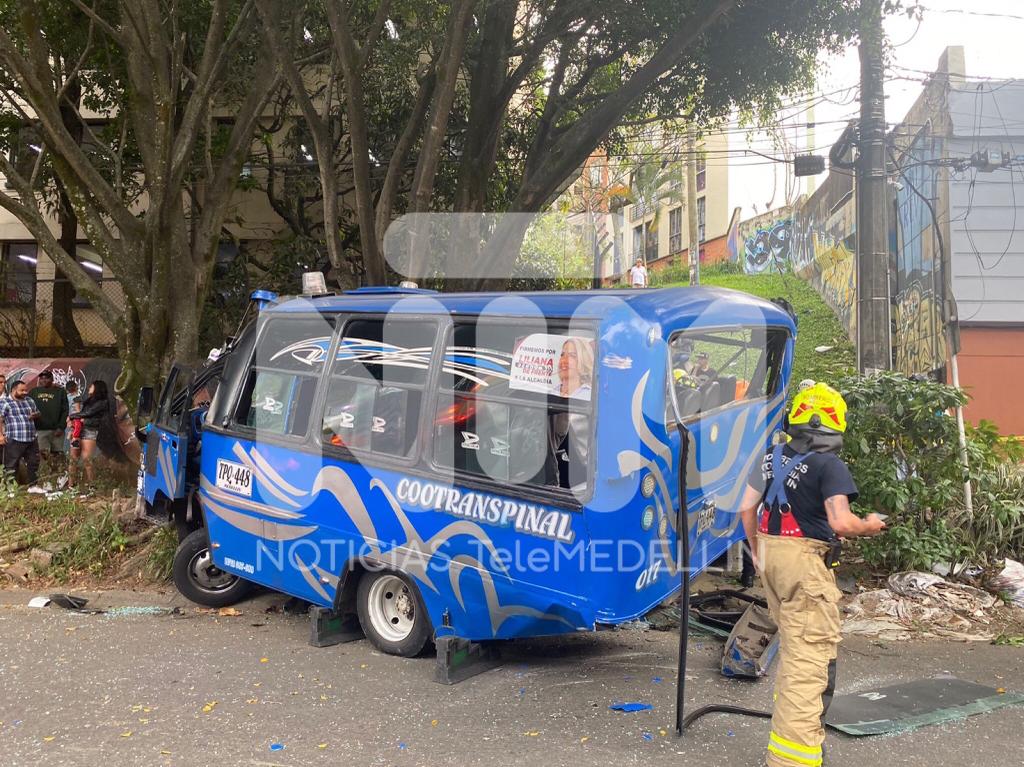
265, 286, 797, 333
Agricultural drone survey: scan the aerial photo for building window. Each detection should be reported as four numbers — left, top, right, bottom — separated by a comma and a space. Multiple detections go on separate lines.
697, 197, 706, 243
1, 243, 37, 305
669, 207, 683, 254
696, 155, 706, 192
588, 164, 602, 187
633, 224, 644, 260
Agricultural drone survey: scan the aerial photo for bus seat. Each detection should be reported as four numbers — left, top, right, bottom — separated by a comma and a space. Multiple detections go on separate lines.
716, 375, 737, 407
700, 381, 721, 413
678, 387, 702, 419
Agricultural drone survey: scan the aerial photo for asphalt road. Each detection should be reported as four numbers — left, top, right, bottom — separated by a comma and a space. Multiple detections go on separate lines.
1, 588, 1023, 767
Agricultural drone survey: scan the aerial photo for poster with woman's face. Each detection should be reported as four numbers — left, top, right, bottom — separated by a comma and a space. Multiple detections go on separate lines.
510, 334, 594, 400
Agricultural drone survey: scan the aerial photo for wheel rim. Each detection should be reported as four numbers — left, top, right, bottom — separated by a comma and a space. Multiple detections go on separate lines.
188, 548, 237, 593
366, 574, 416, 643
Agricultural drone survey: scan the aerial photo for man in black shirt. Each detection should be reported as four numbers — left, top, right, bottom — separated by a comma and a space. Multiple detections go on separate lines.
738, 382, 885, 767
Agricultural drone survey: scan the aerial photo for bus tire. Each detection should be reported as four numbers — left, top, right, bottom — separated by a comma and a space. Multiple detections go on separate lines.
172, 529, 253, 608
356, 570, 431, 657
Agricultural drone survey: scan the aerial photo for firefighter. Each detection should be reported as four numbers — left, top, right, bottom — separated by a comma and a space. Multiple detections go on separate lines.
739, 382, 886, 767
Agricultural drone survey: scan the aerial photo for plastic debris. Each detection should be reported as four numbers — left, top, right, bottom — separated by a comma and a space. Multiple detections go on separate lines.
398, 742, 407, 750
642, 732, 654, 741
651, 676, 662, 684
609, 702, 653, 713
201, 701, 217, 713
48, 593, 89, 610
992, 559, 1024, 609
269, 743, 284, 751
27, 596, 51, 608
844, 571, 1000, 641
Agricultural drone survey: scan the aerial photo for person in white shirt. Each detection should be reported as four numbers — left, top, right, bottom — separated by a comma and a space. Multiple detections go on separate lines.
629, 258, 649, 288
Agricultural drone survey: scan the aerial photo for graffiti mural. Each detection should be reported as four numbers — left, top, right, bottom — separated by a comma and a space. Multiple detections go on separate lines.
727, 207, 795, 274
894, 282, 942, 374
791, 177, 858, 342
894, 130, 946, 376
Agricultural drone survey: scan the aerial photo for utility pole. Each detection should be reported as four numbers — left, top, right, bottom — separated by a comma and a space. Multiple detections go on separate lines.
856, 0, 891, 372
686, 125, 701, 286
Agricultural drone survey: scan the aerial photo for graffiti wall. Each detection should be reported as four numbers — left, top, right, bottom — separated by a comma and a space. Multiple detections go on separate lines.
727, 207, 795, 274
0, 357, 121, 394
791, 173, 858, 342
894, 131, 946, 376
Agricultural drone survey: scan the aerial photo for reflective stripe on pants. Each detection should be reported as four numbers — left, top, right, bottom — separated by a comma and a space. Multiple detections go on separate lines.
758, 534, 841, 767
768, 730, 823, 766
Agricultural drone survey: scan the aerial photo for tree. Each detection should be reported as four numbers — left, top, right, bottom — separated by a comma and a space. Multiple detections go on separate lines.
0, 0, 281, 397
256, 0, 863, 288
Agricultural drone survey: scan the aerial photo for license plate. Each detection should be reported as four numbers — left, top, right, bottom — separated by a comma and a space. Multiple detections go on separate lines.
216, 459, 252, 497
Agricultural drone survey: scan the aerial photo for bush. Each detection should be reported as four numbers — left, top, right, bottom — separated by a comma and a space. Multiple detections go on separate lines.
836, 372, 1024, 571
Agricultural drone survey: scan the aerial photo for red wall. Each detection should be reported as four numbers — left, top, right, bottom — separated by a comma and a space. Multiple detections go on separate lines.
957, 327, 1024, 436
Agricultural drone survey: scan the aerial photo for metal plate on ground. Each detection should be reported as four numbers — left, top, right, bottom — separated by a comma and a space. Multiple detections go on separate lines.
825, 676, 1024, 736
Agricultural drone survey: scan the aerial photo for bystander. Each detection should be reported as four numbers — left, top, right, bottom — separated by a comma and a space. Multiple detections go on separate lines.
0, 380, 41, 488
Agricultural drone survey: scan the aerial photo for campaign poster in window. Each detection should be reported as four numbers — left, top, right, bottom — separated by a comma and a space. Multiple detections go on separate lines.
510, 334, 594, 400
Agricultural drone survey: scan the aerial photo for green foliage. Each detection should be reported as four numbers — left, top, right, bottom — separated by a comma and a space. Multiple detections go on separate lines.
834, 372, 1024, 571
144, 524, 178, 582
657, 270, 856, 385
58, 507, 130, 576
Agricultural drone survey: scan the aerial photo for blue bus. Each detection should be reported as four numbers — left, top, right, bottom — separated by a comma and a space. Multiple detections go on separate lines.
139, 285, 794, 665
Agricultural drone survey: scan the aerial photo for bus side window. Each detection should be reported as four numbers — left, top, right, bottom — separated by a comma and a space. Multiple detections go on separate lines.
667, 326, 788, 422
433, 320, 594, 493
231, 315, 334, 438
320, 317, 437, 459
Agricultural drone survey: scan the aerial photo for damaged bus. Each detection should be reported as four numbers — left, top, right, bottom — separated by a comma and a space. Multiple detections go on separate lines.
138, 283, 795, 669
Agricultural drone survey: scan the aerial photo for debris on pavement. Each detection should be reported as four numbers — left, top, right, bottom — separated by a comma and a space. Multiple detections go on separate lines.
844, 571, 1000, 641
27, 596, 51, 608
609, 702, 653, 713
992, 559, 1024, 609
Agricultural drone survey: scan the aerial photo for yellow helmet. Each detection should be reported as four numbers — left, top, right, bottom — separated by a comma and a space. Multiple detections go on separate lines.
788, 382, 847, 433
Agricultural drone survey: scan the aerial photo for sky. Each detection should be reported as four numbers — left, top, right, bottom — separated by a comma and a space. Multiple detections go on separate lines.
726, 0, 1024, 218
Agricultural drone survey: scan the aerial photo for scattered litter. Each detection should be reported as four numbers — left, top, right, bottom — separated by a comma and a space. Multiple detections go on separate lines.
201, 701, 217, 713
814, 345, 834, 353
42, 735, 55, 742
580, 736, 590, 743
642, 732, 654, 741
260, 658, 269, 663
651, 676, 662, 684
431, 720, 438, 727
120, 731, 132, 738
27, 486, 47, 495
844, 571, 999, 641
659, 729, 667, 736
609, 702, 653, 713
992, 559, 1024, 609
727, 730, 735, 737
269, 743, 284, 751
217, 607, 242, 617
398, 742, 407, 750
48, 594, 95, 612
524, 731, 540, 737
317, 743, 328, 749
27, 596, 51, 608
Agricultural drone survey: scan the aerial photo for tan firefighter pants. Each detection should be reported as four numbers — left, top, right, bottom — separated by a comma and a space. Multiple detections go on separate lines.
758, 534, 842, 767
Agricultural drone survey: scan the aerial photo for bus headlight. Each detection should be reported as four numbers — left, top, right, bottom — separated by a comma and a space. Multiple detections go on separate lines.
641, 506, 655, 531
640, 472, 656, 498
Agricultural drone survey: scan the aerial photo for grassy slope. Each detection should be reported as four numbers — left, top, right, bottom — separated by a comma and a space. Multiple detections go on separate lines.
662, 270, 856, 387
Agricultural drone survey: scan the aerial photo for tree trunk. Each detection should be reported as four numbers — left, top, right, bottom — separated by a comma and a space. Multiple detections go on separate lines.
52, 76, 85, 351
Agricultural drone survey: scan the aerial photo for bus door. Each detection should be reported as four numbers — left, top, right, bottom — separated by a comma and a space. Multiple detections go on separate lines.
144, 363, 193, 504
668, 327, 788, 569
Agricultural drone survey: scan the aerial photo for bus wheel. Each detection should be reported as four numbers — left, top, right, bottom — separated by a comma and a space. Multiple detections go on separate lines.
356, 571, 430, 657
172, 529, 252, 608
